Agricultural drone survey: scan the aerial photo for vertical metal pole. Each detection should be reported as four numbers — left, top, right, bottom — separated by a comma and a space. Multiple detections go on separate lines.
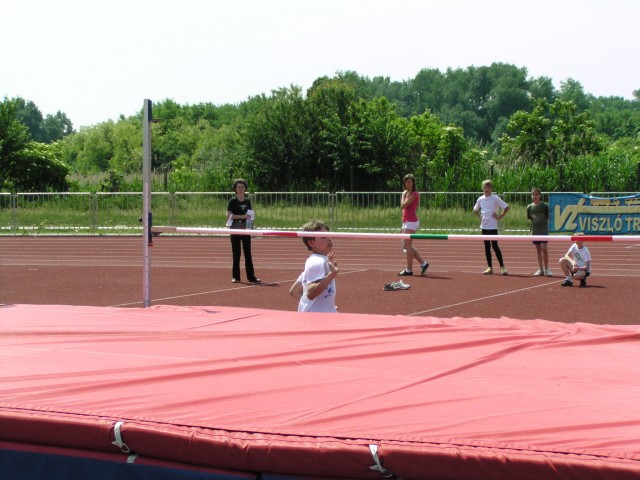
142, 100, 152, 307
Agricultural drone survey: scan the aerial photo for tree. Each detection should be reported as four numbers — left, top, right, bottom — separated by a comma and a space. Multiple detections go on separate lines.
1, 99, 31, 190
589, 95, 640, 139
348, 97, 412, 190
306, 77, 358, 190
12, 142, 69, 191
528, 76, 556, 103
242, 87, 312, 190
11, 97, 74, 143
499, 98, 552, 167
1, 98, 69, 191
499, 98, 606, 190
42, 111, 74, 142
407, 111, 473, 191
548, 99, 603, 163
13, 97, 45, 142
558, 79, 590, 112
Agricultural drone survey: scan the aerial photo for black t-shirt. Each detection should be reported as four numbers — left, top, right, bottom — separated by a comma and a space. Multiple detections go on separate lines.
227, 197, 252, 228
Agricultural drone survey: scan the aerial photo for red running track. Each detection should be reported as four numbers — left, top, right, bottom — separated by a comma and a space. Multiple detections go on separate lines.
1, 235, 639, 324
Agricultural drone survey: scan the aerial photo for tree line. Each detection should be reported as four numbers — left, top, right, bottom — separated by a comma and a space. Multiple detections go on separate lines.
2, 63, 639, 193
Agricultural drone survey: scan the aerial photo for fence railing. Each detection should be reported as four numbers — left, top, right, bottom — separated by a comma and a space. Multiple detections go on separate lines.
0, 191, 633, 235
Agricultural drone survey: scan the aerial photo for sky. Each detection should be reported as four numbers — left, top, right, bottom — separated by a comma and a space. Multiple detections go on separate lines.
2, 0, 638, 129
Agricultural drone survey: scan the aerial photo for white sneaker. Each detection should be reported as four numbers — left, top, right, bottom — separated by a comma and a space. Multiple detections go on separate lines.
384, 280, 411, 291
544, 268, 553, 277
533, 269, 543, 276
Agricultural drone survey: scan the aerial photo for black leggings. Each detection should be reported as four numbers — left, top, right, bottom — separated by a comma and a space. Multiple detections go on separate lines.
482, 229, 504, 268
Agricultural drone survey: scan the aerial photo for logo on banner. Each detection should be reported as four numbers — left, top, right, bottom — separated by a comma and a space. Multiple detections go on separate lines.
550, 193, 640, 234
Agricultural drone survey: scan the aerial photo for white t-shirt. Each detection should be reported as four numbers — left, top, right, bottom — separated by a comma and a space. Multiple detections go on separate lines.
567, 243, 592, 270
298, 254, 337, 313
474, 194, 509, 230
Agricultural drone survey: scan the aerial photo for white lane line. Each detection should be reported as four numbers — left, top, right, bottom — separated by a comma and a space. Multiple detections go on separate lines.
408, 280, 559, 316
110, 269, 367, 308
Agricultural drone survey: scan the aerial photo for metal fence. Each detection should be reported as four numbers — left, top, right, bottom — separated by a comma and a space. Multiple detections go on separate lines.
0, 191, 632, 235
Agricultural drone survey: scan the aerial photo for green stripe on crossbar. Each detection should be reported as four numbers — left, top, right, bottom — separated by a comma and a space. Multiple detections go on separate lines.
410, 234, 449, 240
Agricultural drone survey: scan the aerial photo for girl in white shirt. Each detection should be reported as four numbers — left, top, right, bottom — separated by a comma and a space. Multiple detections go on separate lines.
473, 180, 510, 275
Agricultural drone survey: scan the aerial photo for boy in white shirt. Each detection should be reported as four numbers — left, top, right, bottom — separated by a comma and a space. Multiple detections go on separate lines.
559, 233, 592, 288
298, 221, 339, 313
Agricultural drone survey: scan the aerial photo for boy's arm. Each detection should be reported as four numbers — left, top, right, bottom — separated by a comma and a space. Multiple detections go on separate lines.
473, 200, 481, 217
562, 249, 574, 263
306, 256, 339, 300
496, 205, 510, 220
306, 273, 336, 300
573, 259, 591, 273
289, 280, 303, 300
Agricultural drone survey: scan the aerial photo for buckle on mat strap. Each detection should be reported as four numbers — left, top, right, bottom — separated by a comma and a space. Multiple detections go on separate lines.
369, 444, 397, 478
111, 421, 131, 453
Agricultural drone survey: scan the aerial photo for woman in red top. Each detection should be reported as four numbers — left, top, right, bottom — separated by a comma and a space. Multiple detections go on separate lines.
399, 174, 429, 276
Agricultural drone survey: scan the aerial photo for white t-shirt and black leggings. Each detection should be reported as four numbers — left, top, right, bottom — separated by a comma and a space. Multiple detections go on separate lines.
474, 194, 508, 270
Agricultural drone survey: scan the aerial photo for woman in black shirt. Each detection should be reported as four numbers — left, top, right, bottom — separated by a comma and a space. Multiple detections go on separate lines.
226, 179, 260, 283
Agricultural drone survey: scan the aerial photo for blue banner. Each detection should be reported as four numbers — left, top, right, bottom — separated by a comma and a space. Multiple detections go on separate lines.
550, 193, 640, 234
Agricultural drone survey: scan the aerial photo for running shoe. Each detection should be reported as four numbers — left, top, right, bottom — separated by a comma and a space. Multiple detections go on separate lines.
544, 268, 553, 277
579, 279, 587, 288
533, 269, 543, 276
420, 262, 429, 276
383, 281, 411, 291
397, 270, 413, 276
483, 267, 493, 275
501, 266, 508, 275
561, 279, 573, 287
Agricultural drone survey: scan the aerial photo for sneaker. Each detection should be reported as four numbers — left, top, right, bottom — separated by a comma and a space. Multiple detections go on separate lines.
561, 279, 573, 287
533, 269, 543, 276
248, 277, 261, 283
483, 267, 493, 275
383, 281, 411, 291
544, 268, 553, 277
579, 279, 587, 288
501, 267, 508, 276
398, 269, 413, 276
420, 262, 429, 276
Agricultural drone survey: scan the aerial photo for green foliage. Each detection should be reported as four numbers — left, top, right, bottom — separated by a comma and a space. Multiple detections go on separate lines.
100, 170, 125, 192
1, 99, 69, 192
12, 96, 73, 143
499, 97, 607, 190
242, 87, 313, 191
8, 64, 639, 195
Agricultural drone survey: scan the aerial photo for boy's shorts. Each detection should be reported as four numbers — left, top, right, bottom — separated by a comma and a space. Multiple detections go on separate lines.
573, 270, 591, 279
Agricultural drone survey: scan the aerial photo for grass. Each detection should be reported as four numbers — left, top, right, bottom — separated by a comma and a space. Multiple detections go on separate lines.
1, 192, 532, 235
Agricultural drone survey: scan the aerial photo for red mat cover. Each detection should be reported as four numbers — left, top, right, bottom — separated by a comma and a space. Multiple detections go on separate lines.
2, 304, 640, 479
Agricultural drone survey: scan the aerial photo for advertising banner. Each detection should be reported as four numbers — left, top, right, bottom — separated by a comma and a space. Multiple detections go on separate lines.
550, 193, 640, 234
